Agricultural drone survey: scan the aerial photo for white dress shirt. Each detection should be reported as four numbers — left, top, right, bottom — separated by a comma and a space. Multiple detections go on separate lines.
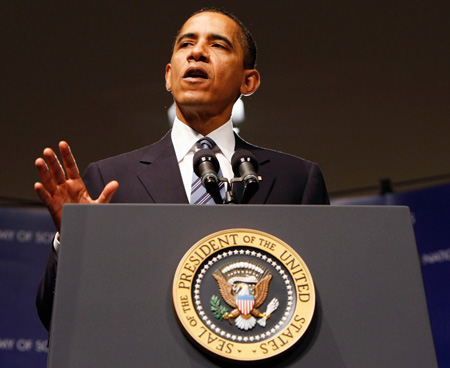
171, 117, 235, 202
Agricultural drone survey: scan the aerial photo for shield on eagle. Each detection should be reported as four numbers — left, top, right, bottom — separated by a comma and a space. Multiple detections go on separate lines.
236, 294, 255, 315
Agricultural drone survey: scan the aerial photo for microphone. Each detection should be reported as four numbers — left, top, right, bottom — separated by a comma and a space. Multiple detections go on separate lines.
193, 148, 223, 204
231, 150, 259, 204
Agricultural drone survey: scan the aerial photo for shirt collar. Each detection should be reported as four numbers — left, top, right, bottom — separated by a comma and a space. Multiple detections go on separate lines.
171, 117, 235, 163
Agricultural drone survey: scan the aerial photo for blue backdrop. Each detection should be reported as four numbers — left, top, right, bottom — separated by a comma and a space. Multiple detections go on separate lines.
0, 207, 54, 368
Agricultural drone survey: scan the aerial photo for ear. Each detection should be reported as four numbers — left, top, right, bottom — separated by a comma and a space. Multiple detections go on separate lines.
165, 64, 172, 91
240, 69, 260, 96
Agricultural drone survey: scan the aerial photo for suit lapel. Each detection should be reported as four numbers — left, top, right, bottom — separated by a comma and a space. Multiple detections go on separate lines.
137, 133, 188, 204
134, 132, 275, 204
234, 135, 275, 204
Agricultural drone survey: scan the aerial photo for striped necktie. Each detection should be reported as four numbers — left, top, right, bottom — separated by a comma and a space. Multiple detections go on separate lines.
190, 138, 225, 205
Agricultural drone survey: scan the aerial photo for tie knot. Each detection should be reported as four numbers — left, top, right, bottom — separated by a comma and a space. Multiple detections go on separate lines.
197, 137, 216, 150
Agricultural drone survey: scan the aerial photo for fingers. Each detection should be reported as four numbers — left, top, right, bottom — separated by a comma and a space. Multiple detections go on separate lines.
97, 181, 119, 204
34, 182, 62, 231
35, 141, 79, 190
34, 181, 52, 206
43, 147, 67, 186
35, 157, 58, 195
35, 142, 119, 208
34, 141, 88, 233
59, 141, 81, 180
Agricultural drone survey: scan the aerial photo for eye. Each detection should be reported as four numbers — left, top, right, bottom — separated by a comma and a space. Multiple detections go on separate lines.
212, 43, 226, 49
178, 39, 195, 49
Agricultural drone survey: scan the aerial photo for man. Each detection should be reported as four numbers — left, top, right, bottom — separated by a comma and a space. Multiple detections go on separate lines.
35, 8, 329, 331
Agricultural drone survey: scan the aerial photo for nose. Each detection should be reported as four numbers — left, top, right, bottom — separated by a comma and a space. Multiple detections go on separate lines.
188, 41, 209, 62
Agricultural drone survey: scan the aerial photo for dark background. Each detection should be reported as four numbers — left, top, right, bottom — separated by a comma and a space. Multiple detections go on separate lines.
2, 0, 449, 203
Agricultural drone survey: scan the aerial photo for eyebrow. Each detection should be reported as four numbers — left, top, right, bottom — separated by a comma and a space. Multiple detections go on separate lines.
176, 32, 234, 50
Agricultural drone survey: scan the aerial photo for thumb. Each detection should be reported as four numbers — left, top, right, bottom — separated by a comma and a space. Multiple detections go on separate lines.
97, 181, 119, 203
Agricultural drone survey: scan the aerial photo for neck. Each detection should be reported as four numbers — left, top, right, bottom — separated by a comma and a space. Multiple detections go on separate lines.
175, 105, 232, 136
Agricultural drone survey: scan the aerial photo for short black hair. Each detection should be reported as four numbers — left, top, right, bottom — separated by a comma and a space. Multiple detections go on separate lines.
176, 7, 257, 69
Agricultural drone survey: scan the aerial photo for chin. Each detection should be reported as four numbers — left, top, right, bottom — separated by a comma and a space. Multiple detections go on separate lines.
175, 93, 211, 106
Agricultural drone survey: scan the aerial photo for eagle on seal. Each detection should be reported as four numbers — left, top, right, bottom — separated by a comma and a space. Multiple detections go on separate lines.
213, 270, 273, 330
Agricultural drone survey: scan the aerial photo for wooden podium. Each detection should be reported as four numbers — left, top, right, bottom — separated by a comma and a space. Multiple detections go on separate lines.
47, 204, 437, 367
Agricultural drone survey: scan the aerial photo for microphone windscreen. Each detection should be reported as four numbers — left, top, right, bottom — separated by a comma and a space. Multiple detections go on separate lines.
231, 150, 258, 177
193, 149, 220, 177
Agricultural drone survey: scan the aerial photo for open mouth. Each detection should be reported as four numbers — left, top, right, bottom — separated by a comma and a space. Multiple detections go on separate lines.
183, 68, 209, 79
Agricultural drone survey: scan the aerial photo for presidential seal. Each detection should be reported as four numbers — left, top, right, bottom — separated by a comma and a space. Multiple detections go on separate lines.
172, 229, 315, 361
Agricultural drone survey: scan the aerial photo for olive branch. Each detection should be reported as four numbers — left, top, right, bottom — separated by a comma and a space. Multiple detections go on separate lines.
210, 295, 229, 320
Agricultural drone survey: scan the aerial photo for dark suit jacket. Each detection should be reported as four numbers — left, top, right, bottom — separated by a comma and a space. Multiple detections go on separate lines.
36, 132, 329, 330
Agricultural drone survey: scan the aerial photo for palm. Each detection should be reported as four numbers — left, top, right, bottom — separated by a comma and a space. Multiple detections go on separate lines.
35, 141, 118, 232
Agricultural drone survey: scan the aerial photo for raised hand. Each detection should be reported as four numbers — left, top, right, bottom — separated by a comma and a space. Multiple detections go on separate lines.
34, 141, 119, 232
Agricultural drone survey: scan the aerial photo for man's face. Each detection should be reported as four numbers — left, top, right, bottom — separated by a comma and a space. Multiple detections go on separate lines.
165, 12, 255, 117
